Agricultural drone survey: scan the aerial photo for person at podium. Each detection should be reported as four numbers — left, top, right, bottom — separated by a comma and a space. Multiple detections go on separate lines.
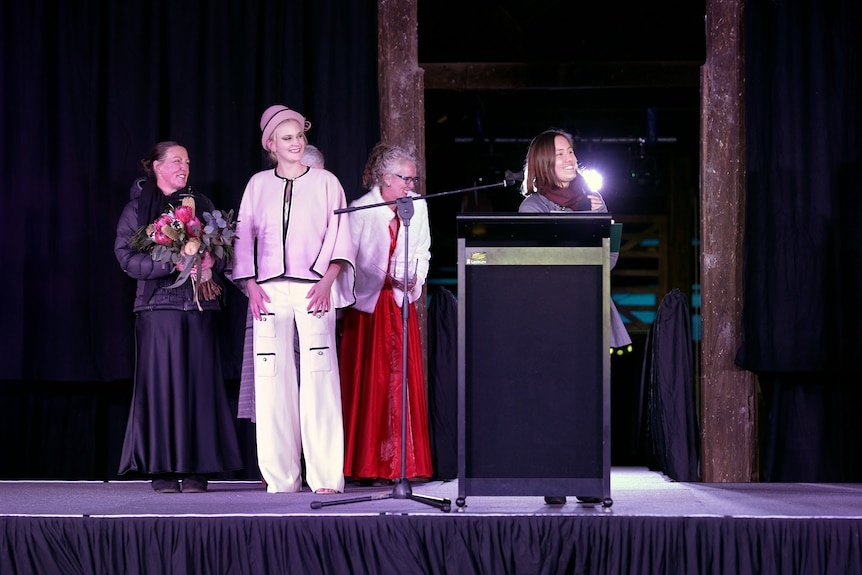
519, 128, 632, 504
518, 129, 607, 214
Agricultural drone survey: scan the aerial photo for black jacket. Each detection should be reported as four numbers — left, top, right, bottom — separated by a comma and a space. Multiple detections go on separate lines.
114, 178, 225, 313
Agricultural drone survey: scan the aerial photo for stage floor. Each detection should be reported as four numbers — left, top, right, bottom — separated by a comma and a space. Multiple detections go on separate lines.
5, 468, 862, 574
4, 467, 862, 519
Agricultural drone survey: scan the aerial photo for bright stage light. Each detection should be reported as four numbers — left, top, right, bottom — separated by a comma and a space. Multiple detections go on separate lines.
579, 168, 603, 193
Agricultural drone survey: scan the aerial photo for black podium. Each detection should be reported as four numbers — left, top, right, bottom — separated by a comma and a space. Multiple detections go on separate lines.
455, 213, 613, 509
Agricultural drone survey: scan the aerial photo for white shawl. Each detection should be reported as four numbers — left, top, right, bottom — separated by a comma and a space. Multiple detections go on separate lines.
347, 186, 431, 313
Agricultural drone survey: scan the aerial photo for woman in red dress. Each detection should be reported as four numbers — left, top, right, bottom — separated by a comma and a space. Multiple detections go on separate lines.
339, 143, 433, 482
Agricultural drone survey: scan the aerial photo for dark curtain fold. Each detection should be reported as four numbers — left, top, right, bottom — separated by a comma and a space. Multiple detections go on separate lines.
3, 515, 862, 574
641, 288, 700, 482
738, 0, 861, 480
427, 286, 459, 481
0, 0, 380, 383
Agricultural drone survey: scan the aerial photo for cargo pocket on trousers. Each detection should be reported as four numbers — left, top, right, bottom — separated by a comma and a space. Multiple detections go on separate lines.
256, 313, 276, 338
306, 342, 332, 373
255, 353, 277, 377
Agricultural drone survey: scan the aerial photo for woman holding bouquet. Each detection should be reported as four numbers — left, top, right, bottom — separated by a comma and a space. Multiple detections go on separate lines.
114, 141, 242, 493
232, 105, 356, 494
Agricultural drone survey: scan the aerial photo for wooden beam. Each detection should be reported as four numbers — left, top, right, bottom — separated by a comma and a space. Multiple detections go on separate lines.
700, 0, 757, 482
421, 61, 701, 91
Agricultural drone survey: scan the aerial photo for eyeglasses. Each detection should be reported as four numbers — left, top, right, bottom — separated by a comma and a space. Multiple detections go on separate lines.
391, 174, 419, 184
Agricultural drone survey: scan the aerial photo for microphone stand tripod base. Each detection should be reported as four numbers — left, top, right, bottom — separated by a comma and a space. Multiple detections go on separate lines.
312, 194, 463, 515
310, 478, 452, 512
392, 477, 413, 498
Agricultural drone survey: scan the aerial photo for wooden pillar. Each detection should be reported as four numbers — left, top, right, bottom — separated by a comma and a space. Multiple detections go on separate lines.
700, 0, 758, 481
377, 0, 428, 363
377, 0, 425, 157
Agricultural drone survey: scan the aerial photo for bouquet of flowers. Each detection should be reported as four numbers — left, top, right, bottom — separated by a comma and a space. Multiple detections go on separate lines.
130, 194, 237, 310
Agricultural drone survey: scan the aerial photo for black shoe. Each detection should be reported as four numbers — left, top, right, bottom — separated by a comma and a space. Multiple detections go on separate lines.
576, 495, 602, 504
152, 478, 180, 493
181, 475, 208, 493
544, 496, 567, 505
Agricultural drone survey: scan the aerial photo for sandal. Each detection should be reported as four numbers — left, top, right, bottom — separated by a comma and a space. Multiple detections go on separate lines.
314, 488, 340, 494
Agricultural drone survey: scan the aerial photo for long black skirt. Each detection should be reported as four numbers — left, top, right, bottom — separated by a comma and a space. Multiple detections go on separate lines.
119, 310, 243, 476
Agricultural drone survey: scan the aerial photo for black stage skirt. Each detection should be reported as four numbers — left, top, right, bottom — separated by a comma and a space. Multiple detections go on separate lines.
119, 310, 243, 476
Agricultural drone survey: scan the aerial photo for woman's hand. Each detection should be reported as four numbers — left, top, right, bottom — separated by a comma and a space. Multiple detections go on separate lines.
306, 261, 342, 317
176, 251, 214, 275
246, 279, 271, 320
305, 280, 333, 317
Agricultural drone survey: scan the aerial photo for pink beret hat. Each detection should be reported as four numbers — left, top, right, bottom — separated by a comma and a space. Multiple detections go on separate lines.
259, 105, 312, 150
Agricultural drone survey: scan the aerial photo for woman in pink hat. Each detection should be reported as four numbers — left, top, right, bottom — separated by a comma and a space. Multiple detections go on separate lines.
232, 105, 356, 494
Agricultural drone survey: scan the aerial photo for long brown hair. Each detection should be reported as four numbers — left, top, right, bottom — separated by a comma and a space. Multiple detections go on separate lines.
522, 129, 575, 195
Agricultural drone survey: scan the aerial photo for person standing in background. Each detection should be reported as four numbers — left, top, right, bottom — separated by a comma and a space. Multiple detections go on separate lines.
232, 105, 355, 494
302, 144, 325, 169
339, 142, 433, 484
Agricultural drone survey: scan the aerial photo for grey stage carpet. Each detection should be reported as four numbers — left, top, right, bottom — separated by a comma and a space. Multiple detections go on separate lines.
3, 468, 862, 518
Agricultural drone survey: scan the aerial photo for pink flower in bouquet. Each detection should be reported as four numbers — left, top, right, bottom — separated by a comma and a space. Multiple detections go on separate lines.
174, 205, 195, 224
153, 215, 176, 246
186, 216, 203, 238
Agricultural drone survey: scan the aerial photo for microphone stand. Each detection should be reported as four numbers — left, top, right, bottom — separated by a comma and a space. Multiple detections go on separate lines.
310, 179, 516, 513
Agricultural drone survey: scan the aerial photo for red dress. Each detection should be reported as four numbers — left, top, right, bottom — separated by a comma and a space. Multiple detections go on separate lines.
340, 223, 433, 481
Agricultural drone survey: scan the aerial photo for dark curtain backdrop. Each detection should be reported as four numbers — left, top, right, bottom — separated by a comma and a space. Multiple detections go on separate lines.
0, 0, 378, 479
738, 0, 862, 480
0, 0, 379, 382
4, 0, 861, 485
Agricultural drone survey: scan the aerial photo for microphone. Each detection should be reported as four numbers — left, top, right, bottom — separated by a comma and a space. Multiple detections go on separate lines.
576, 193, 593, 211
504, 170, 524, 187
